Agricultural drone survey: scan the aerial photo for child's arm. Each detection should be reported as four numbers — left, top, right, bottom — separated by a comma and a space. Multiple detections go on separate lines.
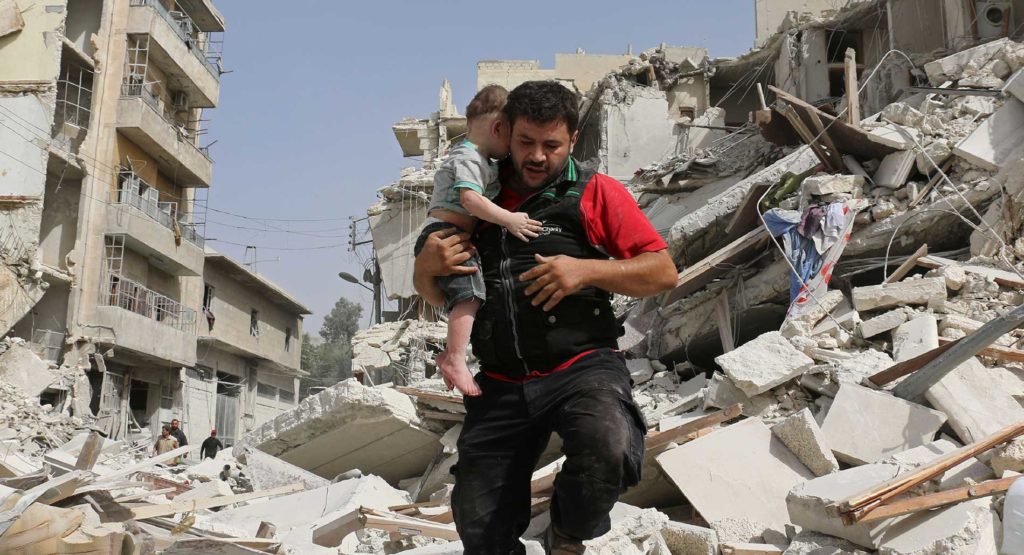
459, 188, 542, 242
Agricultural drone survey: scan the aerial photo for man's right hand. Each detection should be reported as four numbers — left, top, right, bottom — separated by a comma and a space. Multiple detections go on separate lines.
416, 228, 477, 277
413, 228, 476, 308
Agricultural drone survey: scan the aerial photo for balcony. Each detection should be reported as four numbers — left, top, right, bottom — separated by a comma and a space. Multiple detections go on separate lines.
94, 271, 197, 367
126, 0, 221, 107
106, 170, 205, 276
117, 89, 212, 187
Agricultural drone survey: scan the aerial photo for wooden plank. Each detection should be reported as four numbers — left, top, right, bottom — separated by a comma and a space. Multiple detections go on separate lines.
129, 483, 303, 521
893, 303, 1024, 400
884, 244, 929, 284
804, 108, 844, 170
756, 83, 768, 111
419, 410, 464, 423
768, 85, 897, 160
715, 293, 735, 352
660, 226, 770, 306
394, 387, 464, 405
835, 422, 1024, 522
860, 476, 1021, 522
868, 339, 957, 387
845, 48, 861, 126
310, 508, 364, 547
721, 543, 785, 555
776, 103, 838, 171
724, 183, 771, 241
114, 487, 176, 503
938, 336, 1024, 363
93, 444, 199, 484
74, 432, 104, 471
388, 499, 447, 513
646, 404, 743, 449
312, 507, 460, 547
909, 159, 953, 208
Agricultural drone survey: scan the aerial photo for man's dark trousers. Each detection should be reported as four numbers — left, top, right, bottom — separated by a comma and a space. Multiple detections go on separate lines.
452, 349, 646, 554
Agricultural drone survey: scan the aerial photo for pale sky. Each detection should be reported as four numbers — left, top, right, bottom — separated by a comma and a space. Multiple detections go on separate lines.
206, 0, 756, 334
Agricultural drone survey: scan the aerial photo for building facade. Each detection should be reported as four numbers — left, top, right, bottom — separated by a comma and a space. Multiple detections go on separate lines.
0, 0, 307, 452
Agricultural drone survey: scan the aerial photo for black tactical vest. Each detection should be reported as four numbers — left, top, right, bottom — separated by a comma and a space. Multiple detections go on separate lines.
470, 161, 623, 378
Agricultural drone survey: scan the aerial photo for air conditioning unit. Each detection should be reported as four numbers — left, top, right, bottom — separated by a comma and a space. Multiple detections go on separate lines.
977, 0, 1012, 39
171, 91, 188, 112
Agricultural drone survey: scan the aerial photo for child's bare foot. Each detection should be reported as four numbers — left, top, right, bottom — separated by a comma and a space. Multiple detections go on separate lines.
436, 351, 481, 397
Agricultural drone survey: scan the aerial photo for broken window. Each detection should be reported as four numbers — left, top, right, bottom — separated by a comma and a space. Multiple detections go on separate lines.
202, 284, 215, 330
250, 309, 260, 337
279, 388, 295, 404
826, 30, 863, 99
285, 327, 292, 352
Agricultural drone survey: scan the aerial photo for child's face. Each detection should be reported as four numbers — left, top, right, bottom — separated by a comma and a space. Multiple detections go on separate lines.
490, 114, 511, 158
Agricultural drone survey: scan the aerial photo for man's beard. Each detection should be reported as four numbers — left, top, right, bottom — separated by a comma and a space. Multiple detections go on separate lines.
515, 157, 566, 188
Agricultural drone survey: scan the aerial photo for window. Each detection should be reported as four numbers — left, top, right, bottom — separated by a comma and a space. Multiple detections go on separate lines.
202, 284, 214, 311
250, 309, 260, 337
160, 380, 174, 411
256, 382, 276, 400
280, 388, 295, 404
284, 327, 292, 352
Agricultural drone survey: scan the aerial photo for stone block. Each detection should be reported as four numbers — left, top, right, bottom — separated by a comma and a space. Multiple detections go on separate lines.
782, 531, 869, 555
924, 357, 1024, 444
803, 175, 863, 196
235, 446, 330, 493
874, 151, 917, 189
656, 418, 815, 542
953, 98, 1024, 171
892, 315, 939, 362
237, 379, 440, 484
851, 277, 947, 312
883, 440, 992, 490
924, 38, 1012, 84
788, 453, 1001, 553
859, 309, 910, 339
0, 344, 58, 397
715, 332, 815, 397
820, 384, 946, 465
915, 140, 952, 175
661, 521, 718, 555
1005, 69, 1024, 103
771, 408, 839, 477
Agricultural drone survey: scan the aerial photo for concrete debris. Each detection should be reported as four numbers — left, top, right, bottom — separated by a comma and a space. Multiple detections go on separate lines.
714, 331, 815, 397
851, 277, 948, 312
924, 357, 1024, 445
892, 314, 939, 362
952, 99, 1024, 172
770, 408, 839, 477
820, 383, 946, 465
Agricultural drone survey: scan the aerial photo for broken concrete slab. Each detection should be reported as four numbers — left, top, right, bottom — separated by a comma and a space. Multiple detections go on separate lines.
924, 356, 1024, 444
820, 383, 946, 465
915, 140, 951, 175
803, 175, 863, 196
0, 0, 25, 39
234, 446, 330, 493
656, 418, 814, 542
924, 38, 1013, 84
883, 439, 992, 491
990, 437, 1024, 474
714, 332, 815, 397
782, 531, 869, 555
892, 314, 939, 362
1006, 69, 1024, 103
953, 98, 1024, 172
0, 342, 58, 397
851, 277, 947, 312
874, 498, 1000, 555
236, 379, 441, 484
859, 308, 910, 338
873, 150, 917, 189
867, 123, 920, 150
660, 521, 719, 555
203, 474, 409, 550
771, 408, 839, 477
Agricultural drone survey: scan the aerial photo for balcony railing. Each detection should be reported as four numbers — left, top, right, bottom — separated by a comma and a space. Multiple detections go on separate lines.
99, 271, 197, 334
120, 82, 213, 163
128, 0, 221, 79
115, 169, 205, 248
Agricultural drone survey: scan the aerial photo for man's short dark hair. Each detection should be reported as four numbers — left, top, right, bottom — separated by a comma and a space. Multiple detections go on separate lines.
466, 85, 508, 123
504, 81, 580, 134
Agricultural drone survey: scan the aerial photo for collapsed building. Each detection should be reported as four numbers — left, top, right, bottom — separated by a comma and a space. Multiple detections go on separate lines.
6, 0, 1024, 553
0, 0, 311, 458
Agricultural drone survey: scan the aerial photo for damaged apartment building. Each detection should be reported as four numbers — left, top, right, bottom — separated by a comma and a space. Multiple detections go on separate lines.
0, 0, 310, 454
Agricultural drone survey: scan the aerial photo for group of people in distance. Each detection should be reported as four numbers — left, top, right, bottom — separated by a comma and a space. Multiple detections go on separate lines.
153, 418, 225, 461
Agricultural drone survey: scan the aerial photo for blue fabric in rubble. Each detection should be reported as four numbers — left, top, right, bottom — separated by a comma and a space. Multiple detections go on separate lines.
763, 208, 823, 302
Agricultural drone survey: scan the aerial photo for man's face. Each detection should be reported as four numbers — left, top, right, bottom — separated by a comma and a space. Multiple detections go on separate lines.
171, 420, 179, 429
161, 429, 169, 438
510, 118, 578, 189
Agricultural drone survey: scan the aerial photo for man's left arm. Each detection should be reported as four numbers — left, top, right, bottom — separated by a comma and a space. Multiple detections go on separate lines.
521, 251, 676, 311
520, 175, 677, 311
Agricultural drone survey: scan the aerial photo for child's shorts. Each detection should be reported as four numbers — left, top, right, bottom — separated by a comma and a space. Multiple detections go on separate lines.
414, 221, 486, 313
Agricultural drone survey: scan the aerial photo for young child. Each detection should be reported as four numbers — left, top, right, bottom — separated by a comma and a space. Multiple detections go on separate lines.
414, 85, 541, 396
